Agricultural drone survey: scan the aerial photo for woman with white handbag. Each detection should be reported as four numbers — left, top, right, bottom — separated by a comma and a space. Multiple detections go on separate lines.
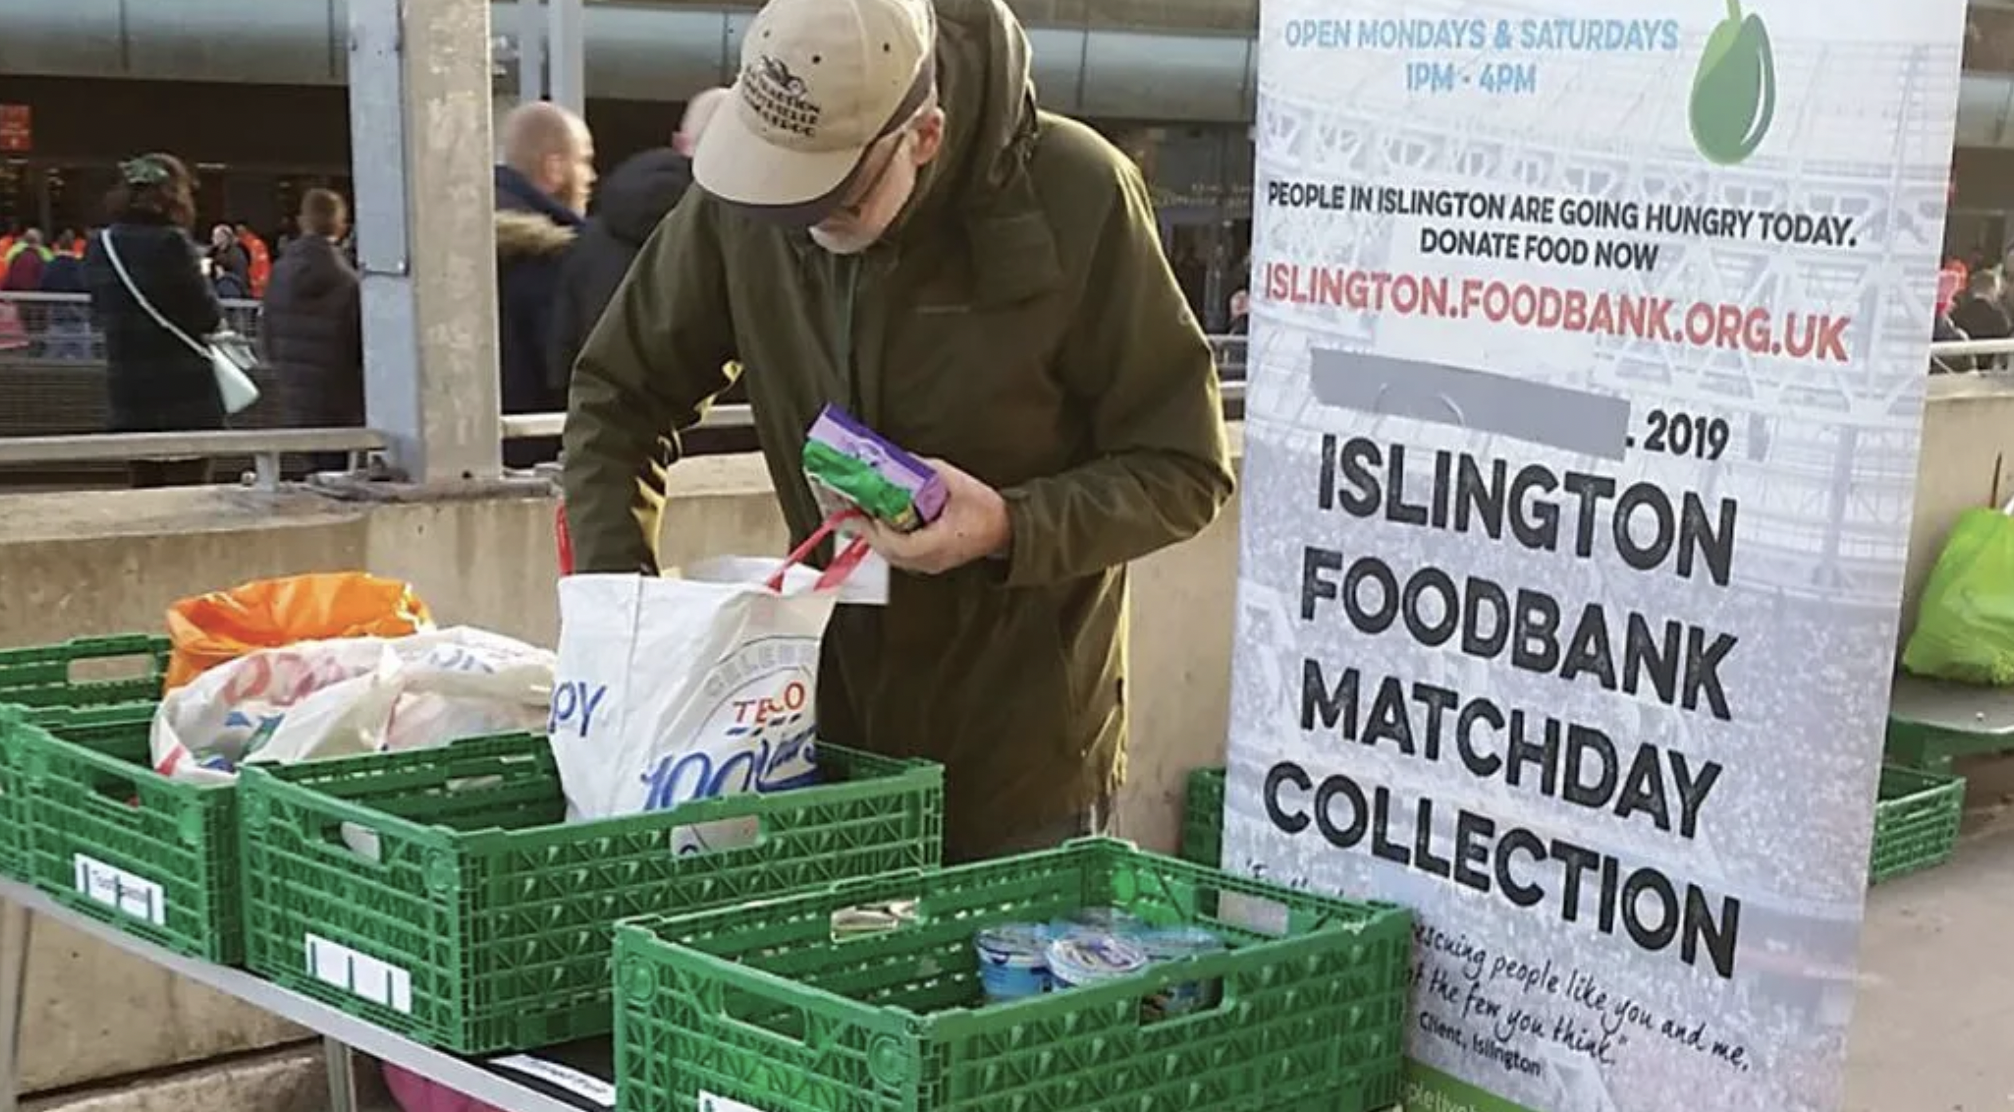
83, 153, 261, 488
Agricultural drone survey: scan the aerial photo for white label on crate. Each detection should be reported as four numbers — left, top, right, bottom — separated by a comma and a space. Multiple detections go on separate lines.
72, 854, 166, 926
490, 1055, 617, 1108
304, 934, 414, 1015
699, 1093, 773, 1112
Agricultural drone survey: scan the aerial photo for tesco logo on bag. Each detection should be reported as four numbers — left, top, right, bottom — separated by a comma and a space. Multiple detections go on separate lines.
640, 670, 819, 812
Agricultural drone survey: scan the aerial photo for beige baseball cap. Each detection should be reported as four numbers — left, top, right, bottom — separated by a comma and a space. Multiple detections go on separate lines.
693, 0, 937, 226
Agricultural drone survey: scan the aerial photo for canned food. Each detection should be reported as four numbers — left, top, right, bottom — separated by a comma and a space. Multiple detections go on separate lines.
1046, 933, 1150, 991
975, 924, 1052, 1002
1137, 926, 1228, 1019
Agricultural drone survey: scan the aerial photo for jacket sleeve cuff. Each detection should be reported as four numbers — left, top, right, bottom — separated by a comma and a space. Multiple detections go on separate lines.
994, 486, 1040, 588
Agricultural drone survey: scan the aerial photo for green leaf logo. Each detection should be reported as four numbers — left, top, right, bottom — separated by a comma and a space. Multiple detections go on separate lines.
1690, 0, 1777, 164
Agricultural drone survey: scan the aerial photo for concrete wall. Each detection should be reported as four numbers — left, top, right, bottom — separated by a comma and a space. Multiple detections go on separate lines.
1902, 376, 2014, 635
1, 377, 2011, 1095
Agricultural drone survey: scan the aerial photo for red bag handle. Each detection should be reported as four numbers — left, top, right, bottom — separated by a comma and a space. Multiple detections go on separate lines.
767, 510, 867, 592
562, 501, 863, 592
555, 503, 576, 577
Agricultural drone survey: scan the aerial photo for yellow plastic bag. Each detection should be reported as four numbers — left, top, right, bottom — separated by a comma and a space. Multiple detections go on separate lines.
163, 573, 435, 692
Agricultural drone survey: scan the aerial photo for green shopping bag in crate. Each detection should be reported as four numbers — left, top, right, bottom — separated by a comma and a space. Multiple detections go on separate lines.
1903, 500, 2014, 685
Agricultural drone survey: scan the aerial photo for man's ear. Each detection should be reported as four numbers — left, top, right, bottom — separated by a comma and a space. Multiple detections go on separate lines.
540, 151, 569, 193
909, 107, 948, 165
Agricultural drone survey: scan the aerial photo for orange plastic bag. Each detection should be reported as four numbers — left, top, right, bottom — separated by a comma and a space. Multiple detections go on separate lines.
163, 573, 435, 691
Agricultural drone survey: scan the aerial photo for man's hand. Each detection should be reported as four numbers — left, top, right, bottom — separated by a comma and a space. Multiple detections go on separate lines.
864, 458, 1012, 575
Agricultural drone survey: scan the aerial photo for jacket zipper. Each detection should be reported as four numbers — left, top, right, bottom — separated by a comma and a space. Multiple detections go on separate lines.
834, 254, 863, 415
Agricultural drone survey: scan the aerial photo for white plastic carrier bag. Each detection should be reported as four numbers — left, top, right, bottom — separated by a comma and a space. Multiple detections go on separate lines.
549, 536, 871, 853
150, 627, 557, 785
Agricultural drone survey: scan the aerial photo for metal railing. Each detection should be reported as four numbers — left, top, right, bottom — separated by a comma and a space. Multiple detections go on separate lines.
0, 291, 263, 364
0, 429, 387, 489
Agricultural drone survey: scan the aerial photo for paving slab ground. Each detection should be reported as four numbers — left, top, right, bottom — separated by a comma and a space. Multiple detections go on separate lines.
1844, 758, 2014, 1112
22, 762, 2014, 1112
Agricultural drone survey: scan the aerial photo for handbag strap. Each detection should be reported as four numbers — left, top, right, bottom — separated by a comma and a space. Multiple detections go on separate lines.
100, 229, 211, 362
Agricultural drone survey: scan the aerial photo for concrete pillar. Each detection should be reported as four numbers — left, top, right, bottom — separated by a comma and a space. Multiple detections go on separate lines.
348, 0, 503, 484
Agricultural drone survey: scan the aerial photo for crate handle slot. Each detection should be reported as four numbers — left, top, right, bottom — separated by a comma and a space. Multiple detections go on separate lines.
1131, 960, 1237, 1028
314, 817, 393, 869
84, 771, 149, 819
715, 989, 815, 1051
62, 638, 166, 688
668, 812, 770, 857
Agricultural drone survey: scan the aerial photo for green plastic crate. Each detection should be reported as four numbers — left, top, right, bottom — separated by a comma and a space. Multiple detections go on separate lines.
614, 838, 1410, 1112
1869, 765, 1966, 884
15, 706, 242, 962
0, 635, 170, 881
0, 635, 169, 707
1180, 767, 1225, 868
239, 731, 944, 1054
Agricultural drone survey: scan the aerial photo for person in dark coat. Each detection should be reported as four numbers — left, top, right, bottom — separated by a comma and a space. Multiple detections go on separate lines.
548, 89, 725, 398
1950, 269, 2013, 370
208, 224, 250, 292
260, 188, 363, 475
495, 100, 593, 468
38, 230, 90, 360
83, 153, 226, 488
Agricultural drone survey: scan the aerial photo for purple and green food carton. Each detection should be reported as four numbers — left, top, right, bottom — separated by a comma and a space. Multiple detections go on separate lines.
801, 404, 948, 533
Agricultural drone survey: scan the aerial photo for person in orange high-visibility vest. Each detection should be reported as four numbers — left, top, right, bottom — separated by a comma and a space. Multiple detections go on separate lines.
236, 223, 271, 298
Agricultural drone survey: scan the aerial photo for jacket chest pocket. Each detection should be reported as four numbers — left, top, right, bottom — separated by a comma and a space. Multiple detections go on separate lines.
881, 300, 1076, 483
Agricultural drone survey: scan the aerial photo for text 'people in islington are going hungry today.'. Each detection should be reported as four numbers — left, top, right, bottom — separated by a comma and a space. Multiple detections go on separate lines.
1257, 183, 1861, 365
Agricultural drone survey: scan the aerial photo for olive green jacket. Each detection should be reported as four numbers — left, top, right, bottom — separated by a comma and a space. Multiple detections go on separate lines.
562, 0, 1233, 859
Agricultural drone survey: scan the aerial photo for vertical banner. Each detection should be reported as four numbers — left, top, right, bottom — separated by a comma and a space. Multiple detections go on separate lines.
1226, 5, 1966, 1112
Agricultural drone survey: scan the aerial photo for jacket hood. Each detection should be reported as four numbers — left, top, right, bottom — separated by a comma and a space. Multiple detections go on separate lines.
494, 164, 583, 259
901, 0, 1039, 240
495, 210, 578, 260
591, 149, 694, 246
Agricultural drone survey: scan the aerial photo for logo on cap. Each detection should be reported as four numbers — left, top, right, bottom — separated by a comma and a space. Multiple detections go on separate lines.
743, 55, 822, 138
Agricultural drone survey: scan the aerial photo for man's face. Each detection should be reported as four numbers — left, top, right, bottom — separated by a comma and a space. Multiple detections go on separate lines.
549, 124, 598, 215
808, 108, 945, 256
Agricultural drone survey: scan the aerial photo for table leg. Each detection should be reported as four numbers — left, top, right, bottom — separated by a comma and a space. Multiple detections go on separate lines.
0, 901, 32, 1112
324, 1037, 359, 1112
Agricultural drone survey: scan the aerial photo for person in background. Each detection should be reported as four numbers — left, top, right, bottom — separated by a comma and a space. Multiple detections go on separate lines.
1950, 268, 2012, 371
548, 87, 727, 400
2, 228, 54, 355
236, 222, 272, 299
83, 153, 227, 488
208, 224, 250, 293
1226, 289, 1249, 335
2, 228, 48, 291
261, 189, 363, 475
565, 0, 1233, 862
39, 229, 91, 360
495, 100, 594, 468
